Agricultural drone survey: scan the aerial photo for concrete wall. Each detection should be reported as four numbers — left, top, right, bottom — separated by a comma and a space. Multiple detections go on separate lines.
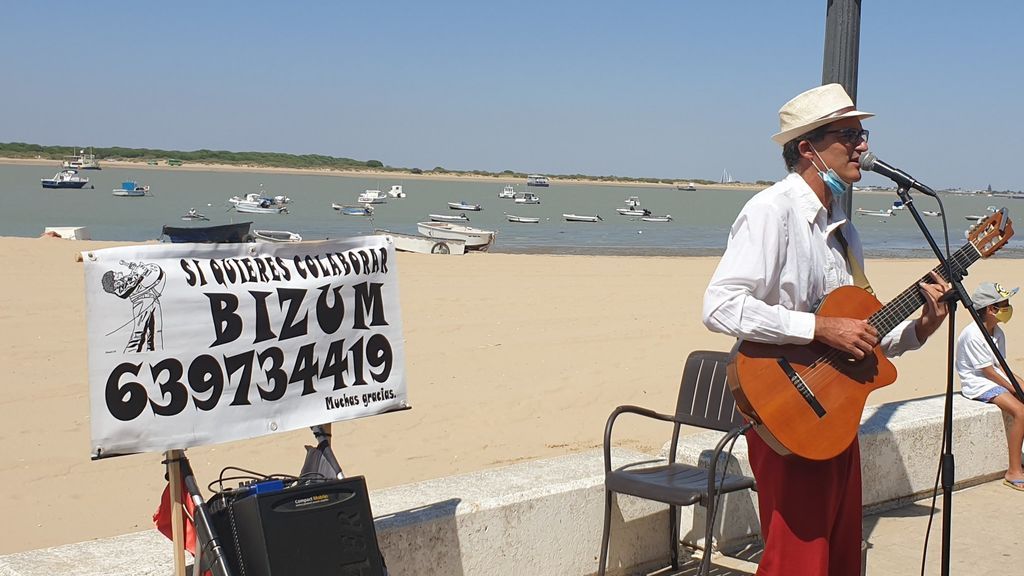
0, 396, 1012, 576
671, 394, 1009, 552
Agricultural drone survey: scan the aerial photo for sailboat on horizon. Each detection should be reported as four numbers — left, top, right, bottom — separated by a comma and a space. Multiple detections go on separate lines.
720, 169, 735, 184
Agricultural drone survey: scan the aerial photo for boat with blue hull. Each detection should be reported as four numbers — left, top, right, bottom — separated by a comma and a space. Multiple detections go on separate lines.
41, 170, 91, 189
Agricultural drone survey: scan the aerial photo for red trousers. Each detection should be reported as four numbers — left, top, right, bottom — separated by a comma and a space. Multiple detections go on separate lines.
747, 430, 863, 576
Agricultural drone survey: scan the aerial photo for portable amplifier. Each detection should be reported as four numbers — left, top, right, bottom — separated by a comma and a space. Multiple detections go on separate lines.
206, 475, 385, 576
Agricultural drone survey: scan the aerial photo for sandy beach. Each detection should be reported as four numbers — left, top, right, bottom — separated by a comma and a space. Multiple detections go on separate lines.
2, 235, 1022, 554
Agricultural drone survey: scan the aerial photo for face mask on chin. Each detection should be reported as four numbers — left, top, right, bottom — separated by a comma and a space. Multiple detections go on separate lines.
810, 146, 851, 199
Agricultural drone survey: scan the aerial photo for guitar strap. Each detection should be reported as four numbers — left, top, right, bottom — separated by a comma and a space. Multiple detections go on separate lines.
834, 226, 874, 295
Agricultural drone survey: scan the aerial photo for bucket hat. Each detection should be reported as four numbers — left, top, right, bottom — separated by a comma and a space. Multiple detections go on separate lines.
772, 83, 874, 145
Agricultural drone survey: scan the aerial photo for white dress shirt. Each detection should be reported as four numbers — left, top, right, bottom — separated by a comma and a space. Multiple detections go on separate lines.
703, 172, 920, 356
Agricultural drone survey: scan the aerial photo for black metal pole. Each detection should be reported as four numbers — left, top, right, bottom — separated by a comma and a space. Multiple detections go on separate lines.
822, 0, 863, 220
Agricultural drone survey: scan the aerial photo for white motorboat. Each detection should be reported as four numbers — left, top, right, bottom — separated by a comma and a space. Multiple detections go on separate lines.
62, 148, 101, 170
498, 185, 516, 199
112, 180, 151, 197
181, 208, 210, 221
234, 203, 289, 214
641, 215, 673, 223
677, 182, 697, 191
229, 192, 289, 214
374, 229, 466, 255
387, 185, 406, 198
527, 174, 550, 187
358, 189, 389, 204
417, 221, 496, 250
253, 229, 302, 243
332, 203, 375, 216
41, 169, 91, 189
513, 192, 540, 204
563, 213, 602, 223
923, 210, 942, 217
447, 201, 482, 211
505, 214, 539, 223
430, 213, 470, 222
616, 207, 651, 216
856, 208, 894, 217
616, 196, 649, 215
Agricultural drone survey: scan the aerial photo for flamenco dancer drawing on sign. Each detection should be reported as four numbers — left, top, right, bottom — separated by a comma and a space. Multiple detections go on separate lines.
102, 260, 166, 352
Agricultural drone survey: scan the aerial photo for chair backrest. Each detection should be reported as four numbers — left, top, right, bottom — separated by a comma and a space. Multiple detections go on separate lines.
674, 350, 745, 433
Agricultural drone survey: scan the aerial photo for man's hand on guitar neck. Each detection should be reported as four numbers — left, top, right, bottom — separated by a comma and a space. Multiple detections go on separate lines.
814, 316, 878, 359
914, 271, 951, 343
813, 272, 951, 359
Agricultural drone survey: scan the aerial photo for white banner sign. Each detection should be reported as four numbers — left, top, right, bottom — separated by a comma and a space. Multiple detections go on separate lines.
83, 236, 406, 458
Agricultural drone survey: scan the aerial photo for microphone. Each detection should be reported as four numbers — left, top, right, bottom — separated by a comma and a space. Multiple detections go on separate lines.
859, 152, 938, 197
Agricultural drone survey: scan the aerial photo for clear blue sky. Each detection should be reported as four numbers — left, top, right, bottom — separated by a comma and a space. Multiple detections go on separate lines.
3, 1, 1021, 190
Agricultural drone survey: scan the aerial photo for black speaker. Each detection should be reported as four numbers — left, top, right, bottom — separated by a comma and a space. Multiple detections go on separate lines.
206, 476, 385, 576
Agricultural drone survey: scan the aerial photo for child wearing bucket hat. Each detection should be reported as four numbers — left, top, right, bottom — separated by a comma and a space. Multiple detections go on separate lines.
703, 84, 952, 576
955, 281, 1024, 491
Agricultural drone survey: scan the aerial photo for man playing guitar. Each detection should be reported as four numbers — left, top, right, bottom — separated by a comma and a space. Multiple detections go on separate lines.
702, 84, 950, 576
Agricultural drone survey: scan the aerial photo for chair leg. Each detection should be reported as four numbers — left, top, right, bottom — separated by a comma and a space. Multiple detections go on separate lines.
699, 495, 717, 576
669, 504, 679, 570
598, 489, 613, 576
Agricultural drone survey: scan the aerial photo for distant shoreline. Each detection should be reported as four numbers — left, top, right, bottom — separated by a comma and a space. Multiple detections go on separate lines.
0, 156, 765, 191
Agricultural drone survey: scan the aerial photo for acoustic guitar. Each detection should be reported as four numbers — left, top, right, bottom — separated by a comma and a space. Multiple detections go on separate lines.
728, 210, 1014, 460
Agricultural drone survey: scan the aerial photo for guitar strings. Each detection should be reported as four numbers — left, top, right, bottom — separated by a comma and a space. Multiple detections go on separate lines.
792, 244, 978, 394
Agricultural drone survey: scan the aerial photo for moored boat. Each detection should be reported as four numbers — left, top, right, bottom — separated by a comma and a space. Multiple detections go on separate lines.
253, 229, 303, 243
387, 185, 406, 198
447, 201, 482, 211
430, 213, 470, 222
62, 148, 101, 170
505, 214, 540, 223
181, 208, 210, 221
641, 215, 673, 223
41, 169, 91, 189
677, 182, 697, 191
513, 192, 540, 204
499, 185, 516, 198
563, 213, 602, 222
856, 208, 893, 217
616, 207, 650, 216
417, 221, 496, 250
526, 174, 550, 187
358, 189, 389, 204
229, 192, 289, 214
332, 203, 375, 216
162, 222, 252, 243
112, 180, 151, 197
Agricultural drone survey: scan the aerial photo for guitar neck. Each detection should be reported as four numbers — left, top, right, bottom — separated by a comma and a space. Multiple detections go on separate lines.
869, 243, 980, 336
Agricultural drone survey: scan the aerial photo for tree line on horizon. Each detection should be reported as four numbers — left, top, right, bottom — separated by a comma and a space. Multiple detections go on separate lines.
0, 141, 727, 186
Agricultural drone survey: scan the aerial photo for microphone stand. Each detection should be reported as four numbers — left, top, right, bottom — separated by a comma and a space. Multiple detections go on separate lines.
895, 187, 1024, 576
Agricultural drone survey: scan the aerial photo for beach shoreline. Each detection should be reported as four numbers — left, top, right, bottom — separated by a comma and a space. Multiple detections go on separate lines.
0, 156, 765, 191
3, 235, 1023, 554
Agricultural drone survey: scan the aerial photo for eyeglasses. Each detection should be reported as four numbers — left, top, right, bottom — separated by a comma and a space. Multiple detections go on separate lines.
823, 128, 869, 146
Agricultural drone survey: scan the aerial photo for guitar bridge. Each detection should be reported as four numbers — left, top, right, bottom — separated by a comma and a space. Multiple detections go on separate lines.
777, 358, 827, 418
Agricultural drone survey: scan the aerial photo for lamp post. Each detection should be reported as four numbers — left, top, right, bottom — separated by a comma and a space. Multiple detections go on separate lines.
822, 0, 862, 217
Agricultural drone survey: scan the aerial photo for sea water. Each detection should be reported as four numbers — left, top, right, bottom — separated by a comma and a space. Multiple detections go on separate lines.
1, 163, 1020, 258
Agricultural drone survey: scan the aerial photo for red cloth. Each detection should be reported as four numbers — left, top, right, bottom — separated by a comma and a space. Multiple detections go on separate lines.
153, 483, 198, 556
746, 430, 863, 576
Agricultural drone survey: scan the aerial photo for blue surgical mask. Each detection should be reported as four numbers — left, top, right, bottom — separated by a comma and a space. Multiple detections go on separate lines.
810, 147, 851, 198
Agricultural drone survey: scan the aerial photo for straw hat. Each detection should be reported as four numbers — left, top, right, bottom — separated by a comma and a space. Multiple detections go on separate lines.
771, 83, 874, 145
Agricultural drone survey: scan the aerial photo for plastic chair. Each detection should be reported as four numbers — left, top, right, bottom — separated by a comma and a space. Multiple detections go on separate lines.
598, 350, 756, 576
